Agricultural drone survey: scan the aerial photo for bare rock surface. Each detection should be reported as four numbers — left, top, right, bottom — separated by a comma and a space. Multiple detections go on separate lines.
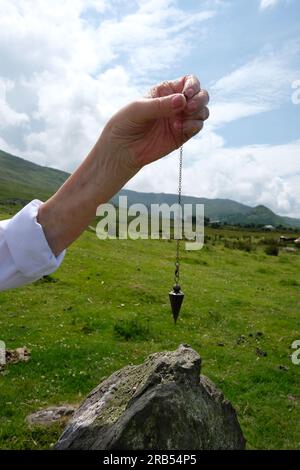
27, 405, 76, 426
56, 344, 245, 450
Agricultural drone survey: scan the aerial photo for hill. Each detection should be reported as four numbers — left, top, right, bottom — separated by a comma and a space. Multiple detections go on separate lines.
0, 149, 69, 202
113, 190, 300, 228
0, 149, 300, 228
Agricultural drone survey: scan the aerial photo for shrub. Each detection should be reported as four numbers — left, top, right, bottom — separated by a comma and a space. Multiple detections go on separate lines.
264, 244, 279, 256
236, 240, 255, 252
114, 318, 150, 341
259, 237, 278, 246
224, 239, 255, 252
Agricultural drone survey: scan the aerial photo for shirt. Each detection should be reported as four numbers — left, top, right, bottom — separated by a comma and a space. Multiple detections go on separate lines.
0, 200, 66, 292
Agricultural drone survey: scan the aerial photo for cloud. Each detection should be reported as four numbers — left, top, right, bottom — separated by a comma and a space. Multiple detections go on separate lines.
259, 0, 280, 9
129, 135, 300, 218
0, 0, 215, 168
0, 0, 299, 218
130, 40, 300, 217
210, 42, 300, 127
259, 0, 291, 10
0, 78, 29, 128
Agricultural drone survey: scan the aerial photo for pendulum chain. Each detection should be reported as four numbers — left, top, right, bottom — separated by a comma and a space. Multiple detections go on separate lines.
174, 141, 183, 285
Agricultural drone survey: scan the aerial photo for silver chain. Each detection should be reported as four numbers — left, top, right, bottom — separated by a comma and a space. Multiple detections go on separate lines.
174, 120, 183, 285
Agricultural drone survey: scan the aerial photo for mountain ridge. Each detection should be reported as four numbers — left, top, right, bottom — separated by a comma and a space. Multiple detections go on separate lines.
1, 149, 299, 228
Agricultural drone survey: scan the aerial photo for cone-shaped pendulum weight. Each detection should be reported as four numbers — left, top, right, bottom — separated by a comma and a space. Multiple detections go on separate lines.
169, 283, 184, 324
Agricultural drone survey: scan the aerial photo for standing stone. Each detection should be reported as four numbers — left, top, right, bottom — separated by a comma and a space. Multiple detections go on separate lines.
56, 344, 245, 450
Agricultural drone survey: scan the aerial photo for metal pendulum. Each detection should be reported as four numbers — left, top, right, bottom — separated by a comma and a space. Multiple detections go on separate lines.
169, 118, 184, 323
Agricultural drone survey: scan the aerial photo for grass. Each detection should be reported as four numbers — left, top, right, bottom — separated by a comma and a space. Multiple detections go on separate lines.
0, 219, 299, 450
0, 149, 69, 203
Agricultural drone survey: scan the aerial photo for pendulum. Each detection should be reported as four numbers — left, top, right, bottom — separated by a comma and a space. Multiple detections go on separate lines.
169, 109, 185, 323
169, 136, 184, 323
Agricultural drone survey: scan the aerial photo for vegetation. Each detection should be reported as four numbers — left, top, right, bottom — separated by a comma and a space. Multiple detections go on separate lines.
1, 149, 300, 228
0, 214, 299, 450
0, 150, 69, 203
0, 150, 300, 450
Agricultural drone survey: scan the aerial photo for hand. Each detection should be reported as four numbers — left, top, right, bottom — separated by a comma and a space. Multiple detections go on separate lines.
38, 75, 209, 256
101, 75, 209, 169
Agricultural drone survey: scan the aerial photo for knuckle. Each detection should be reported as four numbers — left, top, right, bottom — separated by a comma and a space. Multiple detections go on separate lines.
156, 80, 171, 97
149, 85, 159, 98
161, 80, 170, 88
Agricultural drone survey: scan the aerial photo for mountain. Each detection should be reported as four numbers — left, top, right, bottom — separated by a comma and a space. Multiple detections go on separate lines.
224, 204, 299, 228
111, 189, 251, 219
0, 149, 69, 202
0, 149, 300, 228
111, 190, 300, 228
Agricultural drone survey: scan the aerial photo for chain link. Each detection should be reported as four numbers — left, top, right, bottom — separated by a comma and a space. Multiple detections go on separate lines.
174, 112, 183, 285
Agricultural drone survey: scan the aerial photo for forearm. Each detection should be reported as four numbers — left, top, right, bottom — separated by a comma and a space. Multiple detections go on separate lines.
37, 131, 138, 256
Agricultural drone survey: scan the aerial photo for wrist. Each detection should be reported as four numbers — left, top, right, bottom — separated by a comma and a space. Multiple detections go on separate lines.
92, 126, 139, 198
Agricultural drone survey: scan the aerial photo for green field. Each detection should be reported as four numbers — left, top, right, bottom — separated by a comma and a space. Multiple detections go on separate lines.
0, 213, 299, 449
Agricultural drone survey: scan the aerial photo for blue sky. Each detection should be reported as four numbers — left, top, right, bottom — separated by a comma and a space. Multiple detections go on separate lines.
0, 0, 299, 216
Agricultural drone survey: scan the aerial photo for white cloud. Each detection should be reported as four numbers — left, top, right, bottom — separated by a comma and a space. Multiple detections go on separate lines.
0, 0, 214, 168
129, 135, 300, 218
210, 43, 300, 127
259, 0, 291, 10
0, 78, 29, 128
0, 0, 299, 218
260, 0, 280, 10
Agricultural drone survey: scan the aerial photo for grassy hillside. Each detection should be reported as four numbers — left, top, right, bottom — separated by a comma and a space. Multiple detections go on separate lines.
1, 149, 300, 227
0, 217, 299, 449
225, 205, 287, 227
0, 150, 69, 203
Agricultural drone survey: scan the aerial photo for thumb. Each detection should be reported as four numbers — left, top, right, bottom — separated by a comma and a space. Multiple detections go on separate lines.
135, 93, 186, 121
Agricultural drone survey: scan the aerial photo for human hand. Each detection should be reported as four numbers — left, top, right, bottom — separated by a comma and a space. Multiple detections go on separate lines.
38, 75, 209, 255
100, 74, 209, 169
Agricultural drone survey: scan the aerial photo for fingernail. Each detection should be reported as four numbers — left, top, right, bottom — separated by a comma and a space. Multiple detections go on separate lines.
172, 95, 184, 109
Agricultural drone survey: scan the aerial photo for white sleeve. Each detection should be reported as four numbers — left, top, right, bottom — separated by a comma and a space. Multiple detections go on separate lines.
0, 199, 66, 291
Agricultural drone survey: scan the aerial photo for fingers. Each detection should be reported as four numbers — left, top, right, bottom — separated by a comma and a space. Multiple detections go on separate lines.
185, 89, 210, 115
182, 75, 201, 98
143, 75, 209, 138
146, 81, 172, 99
133, 93, 186, 121
146, 74, 201, 99
174, 119, 204, 141
185, 106, 209, 121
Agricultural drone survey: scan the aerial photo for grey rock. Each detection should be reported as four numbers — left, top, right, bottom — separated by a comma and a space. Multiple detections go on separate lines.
56, 344, 245, 450
27, 405, 76, 426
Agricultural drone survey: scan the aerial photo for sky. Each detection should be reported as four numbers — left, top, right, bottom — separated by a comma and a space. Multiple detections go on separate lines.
0, 0, 299, 217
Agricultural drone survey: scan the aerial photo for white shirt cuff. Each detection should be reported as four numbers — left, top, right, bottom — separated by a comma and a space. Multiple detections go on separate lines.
3, 199, 66, 278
